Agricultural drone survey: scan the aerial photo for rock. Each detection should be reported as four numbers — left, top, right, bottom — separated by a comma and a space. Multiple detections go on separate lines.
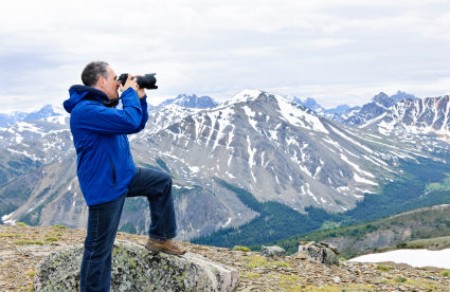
34, 240, 239, 292
260, 245, 286, 257
296, 241, 340, 266
332, 276, 341, 284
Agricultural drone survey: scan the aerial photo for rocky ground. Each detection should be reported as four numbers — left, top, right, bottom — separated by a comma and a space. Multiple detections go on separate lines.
1, 224, 450, 291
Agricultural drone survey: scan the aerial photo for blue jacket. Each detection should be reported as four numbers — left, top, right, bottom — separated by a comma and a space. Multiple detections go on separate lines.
63, 85, 148, 206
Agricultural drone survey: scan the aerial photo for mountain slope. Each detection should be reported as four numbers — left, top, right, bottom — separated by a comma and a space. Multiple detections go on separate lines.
275, 204, 450, 258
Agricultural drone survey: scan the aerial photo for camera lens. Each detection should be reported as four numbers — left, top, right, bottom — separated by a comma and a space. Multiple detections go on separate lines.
137, 74, 158, 90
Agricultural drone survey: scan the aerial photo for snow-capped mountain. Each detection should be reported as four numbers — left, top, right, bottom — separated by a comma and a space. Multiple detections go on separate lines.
336, 91, 418, 126
133, 90, 440, 214
158, 94, 218, 109
283, 95, 328, 116
1, 90, 449, 242
0, 112, 27, 128
327, 104, 353, 115
132, 94, 219, 138
336, 91, 450, 143
0, 105, 62, 127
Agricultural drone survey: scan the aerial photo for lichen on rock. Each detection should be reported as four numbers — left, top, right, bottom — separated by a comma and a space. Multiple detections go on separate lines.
34, 240, 239, 291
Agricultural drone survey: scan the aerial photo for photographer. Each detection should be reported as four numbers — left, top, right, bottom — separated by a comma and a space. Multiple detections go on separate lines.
63, 61, 185, 292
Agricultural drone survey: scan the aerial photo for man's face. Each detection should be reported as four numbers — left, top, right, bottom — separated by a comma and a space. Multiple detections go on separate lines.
100, 66, 120, 100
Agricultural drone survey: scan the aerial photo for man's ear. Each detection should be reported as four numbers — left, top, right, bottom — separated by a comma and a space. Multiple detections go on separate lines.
96, 76, 106, 89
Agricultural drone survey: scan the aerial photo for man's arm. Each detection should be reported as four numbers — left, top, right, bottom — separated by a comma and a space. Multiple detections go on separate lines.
73, 88, 144, 134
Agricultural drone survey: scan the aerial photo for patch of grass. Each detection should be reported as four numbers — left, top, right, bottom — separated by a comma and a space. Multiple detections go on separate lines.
303, 284, 374, 291
53, 224, 67, 229
45, 236, 59, 243
376, 264, 393, 272
272, 260, 290, 268
15, 222, 28, 227
441, 270, 450, 277
278, 274, 304, 291
0, 233, 20, 238
399, 278, 440, 290
425, 173, 450, 193
246, 255, 268, 269
24, 269, 35, 278
17, 282, 34, 292
245, 255, 290, 269
233, 245, 251, 252
240, 271, 262, 280
12, 263, 36, 291
13, 239, 45, 246
382, 276, 439, 290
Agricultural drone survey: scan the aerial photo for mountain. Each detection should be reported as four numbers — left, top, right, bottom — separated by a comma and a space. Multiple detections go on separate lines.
335, 91, 418, 127
141, 89, 407, 213
327, 104, 352, 115
0, 112, 27, 128
0, 105, 61, 127
286, 96, 328, 116
158, 94, 218, 109
288, 96, 357, 120
337, 91, 450, 143
1, 90, 450, 247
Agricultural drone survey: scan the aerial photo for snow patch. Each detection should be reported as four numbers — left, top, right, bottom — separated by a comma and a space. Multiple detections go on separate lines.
350, 249, 450, 269
275, 96, 329, 134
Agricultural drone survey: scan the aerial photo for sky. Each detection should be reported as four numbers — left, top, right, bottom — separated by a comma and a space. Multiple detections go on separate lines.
1, 0, 450, 112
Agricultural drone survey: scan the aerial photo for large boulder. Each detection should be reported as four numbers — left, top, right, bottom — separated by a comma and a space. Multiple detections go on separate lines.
297, 241, 340, 266
260, 245, 286, 257
34, 240, 239, 291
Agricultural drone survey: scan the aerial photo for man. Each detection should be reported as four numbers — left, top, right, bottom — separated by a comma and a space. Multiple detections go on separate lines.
63, 61, 185, 292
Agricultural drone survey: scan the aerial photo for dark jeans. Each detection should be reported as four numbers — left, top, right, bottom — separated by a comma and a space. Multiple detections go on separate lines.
80, 167, 177, 292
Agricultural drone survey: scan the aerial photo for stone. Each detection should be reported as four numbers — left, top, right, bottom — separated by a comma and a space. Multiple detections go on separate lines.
259, 245, 286, 257
34, 240, 239, 292
332, 276, 341, 284
296, 241, 340, 266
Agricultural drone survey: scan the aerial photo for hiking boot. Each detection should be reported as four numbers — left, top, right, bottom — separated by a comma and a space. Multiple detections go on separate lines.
145, 237, 186, 255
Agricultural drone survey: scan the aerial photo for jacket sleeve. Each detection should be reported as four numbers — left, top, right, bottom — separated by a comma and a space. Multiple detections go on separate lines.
73, 88, 144, 135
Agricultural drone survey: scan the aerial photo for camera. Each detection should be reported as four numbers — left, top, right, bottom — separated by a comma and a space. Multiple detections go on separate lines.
118, 73, 158, 90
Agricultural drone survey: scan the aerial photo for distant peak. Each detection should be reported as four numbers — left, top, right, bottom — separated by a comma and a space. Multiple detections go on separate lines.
159, 94, 218, 109
227, 89, 266, 105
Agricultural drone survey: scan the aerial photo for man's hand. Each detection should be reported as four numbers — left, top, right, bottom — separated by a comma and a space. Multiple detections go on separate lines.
119, 74, 146, 99
136, 87, 146, 99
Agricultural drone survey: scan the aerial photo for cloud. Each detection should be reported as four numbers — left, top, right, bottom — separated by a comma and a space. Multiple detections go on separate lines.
0, 0, 449, 111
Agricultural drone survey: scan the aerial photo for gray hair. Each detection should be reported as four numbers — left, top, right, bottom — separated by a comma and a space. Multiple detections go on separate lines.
81, 61, 110, 86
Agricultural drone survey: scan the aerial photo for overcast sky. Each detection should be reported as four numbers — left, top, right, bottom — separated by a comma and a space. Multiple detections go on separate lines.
1, 0, 449, 112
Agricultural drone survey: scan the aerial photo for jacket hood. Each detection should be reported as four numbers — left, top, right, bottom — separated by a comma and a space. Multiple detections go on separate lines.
63, 85, 118, 113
